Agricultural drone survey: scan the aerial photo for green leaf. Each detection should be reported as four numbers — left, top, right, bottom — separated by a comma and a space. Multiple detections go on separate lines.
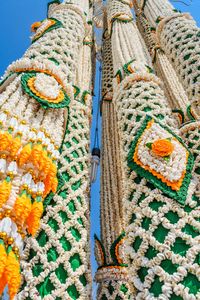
146, 65, 154, 74
163, 156, 170, 162
146, 143, 152, 149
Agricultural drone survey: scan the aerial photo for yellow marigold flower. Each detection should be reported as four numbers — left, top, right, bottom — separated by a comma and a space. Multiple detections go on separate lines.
43, 175, 52, 197
18, 143, 32, 167
41, 156, 51, 177
51, 177, 58, 194
10, 137, 21, 158
48, 162, 57, 178
0, 180, 12, 209
43, 164, 58, 196
14, 193, 32, 224
0, 132, 12, 152
152, 139, 174, 157
5, 249, 21, 300
27, 201, 43, 236
31, 144, 44, 169
0, 243, 7, 279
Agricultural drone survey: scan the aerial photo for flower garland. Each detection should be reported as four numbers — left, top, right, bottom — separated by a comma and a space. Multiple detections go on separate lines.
0, 110, 61, 298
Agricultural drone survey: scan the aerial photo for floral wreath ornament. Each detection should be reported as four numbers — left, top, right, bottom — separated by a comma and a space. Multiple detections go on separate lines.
128, 116, 194, 205
31, 18, 63, 43
21, 71, 70, 109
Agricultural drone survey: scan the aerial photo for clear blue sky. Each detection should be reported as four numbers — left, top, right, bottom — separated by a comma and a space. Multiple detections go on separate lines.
0, 1, 199, 299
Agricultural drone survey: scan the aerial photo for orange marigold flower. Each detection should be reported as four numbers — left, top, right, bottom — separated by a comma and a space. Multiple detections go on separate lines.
14, 193, 32, 224
43, 175, 52, 197
0, 274, 6, 295
26, 201, 43, 236
0, 180, 12, 209
31, 144, 44, 168
5, 249, 21, 300
0, 243, 7, 279
152, 139, 174, 157
51, 177, 58, 194
10, 137, 21, 158
0, 132, 12, 152
41, 156, 51, 177
18, 143, 32, 167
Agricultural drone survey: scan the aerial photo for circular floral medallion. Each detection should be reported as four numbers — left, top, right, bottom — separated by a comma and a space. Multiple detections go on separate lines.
21, 72, 70, 109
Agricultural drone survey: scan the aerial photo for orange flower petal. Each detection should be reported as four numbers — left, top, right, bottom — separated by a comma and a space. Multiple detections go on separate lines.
152, 139, 174, 157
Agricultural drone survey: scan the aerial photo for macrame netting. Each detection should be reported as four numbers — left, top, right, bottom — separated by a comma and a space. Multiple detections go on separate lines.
0, 0, 199, 299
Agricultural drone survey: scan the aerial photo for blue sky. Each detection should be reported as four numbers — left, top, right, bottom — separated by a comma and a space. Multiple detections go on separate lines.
0, 1, 199, 299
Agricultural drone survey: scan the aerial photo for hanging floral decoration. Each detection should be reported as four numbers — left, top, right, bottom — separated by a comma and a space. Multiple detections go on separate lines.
31, 18, 63, 43
0, 110, 60, 298
128, 116, 194, 204
21, 71, 70, 109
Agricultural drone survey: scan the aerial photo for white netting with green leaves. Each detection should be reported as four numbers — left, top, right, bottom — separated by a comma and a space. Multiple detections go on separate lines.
108, 0, 200, 297
97, 279, 133, 300
114, 73, 200, 300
